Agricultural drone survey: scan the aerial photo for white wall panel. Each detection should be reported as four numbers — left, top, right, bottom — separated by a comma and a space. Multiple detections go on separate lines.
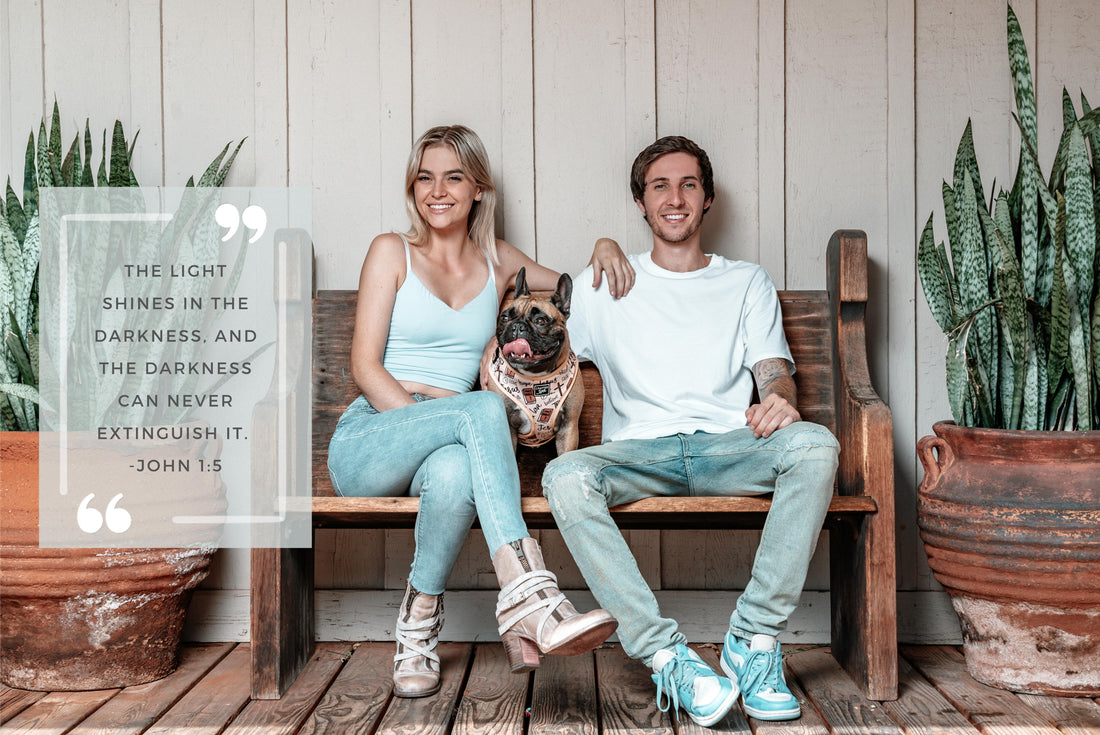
786, 0, 890, 291
161, 0, 258, 186
532, 0, 655, 273
410, 0, 535, 257
656, 0, 759, 265
287, 0, 410, 292
0, 0, 44, 184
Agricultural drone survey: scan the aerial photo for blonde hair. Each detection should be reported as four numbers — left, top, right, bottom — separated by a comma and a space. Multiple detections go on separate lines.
404, 125, 499, 264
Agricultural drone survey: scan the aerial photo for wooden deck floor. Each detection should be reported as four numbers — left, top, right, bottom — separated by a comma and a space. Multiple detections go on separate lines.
3, 643, 1099, 734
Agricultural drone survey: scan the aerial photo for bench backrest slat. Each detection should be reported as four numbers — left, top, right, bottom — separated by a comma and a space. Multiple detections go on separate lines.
312, 288, 836, 497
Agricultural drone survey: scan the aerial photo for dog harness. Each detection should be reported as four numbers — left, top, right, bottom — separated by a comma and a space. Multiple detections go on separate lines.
488, 349, 579, 447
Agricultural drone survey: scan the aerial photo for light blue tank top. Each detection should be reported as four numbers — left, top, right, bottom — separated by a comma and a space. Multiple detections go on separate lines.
381, 235, 498, 393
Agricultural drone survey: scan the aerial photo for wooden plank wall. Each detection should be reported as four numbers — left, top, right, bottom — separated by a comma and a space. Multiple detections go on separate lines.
3, 0, 1100, 642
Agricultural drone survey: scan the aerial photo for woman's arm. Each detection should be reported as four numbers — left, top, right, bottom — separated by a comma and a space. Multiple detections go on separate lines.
349, 233, 417, 411
492, 238, 635, 298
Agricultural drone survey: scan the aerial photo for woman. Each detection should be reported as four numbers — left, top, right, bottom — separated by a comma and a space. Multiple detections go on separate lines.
327, 125, 632, 698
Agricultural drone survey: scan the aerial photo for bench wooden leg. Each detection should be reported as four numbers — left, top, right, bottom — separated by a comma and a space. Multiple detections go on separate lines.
829, 511, 898, 700
251, 545, 315, 699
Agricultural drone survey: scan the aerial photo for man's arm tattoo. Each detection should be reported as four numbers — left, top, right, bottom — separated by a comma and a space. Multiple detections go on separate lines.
752, 358, 798, 408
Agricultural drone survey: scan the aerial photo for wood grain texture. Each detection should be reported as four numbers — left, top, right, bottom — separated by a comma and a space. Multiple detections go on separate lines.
0, 689, 118, 735
594, 646, 673, 735
145, 644, 253, 735
0, 687, 46, 725
297, 642, 393, 735
225, 642, 351, 735
785, 647, 901, 733
452, 644, 529, 735
881, 656, 980, 734
902, 646, 1062, 735
376, 643, 473, 735
67, 643, 235, 735
828, 232, 898, 701
529, 652, 597, 735
1016, 690, 1100, 735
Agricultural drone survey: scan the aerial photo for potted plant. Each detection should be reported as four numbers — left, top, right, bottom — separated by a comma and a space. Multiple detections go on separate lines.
916, 5, 1100, 695
0, 102, 243, 690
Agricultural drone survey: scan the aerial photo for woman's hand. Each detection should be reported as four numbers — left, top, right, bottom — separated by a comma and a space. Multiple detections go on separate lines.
589, 238, 636, 299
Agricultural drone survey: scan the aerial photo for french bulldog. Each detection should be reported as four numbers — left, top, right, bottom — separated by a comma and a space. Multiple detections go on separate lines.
486, 267, 584, 455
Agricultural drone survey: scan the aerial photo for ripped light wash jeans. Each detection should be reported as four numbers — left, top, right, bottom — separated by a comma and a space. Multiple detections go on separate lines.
542, 421, 839, 665
327, 391, 529, 595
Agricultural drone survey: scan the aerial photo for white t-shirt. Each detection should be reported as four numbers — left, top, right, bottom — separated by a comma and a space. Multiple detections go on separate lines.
569, 251, 793, 443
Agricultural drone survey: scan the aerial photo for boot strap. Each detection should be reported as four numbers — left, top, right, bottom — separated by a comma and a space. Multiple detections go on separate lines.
496, 569, 566, 641
395, 611, 442, 666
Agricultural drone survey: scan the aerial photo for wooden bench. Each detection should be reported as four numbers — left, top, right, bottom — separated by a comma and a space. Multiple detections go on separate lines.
250, 229, 897, 701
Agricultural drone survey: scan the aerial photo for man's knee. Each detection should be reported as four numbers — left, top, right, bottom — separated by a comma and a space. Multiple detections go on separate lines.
783, 421, 840, 461
542, 454, 608, 525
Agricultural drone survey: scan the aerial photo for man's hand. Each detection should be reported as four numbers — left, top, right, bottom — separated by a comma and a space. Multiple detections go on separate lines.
745, 393, 800, 438
589, 238, 636, 299
748, 357, 800, 438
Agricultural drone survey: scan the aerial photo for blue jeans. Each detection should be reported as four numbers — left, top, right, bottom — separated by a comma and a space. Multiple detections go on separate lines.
542, 421, 839, 665
327, 391, 529, 595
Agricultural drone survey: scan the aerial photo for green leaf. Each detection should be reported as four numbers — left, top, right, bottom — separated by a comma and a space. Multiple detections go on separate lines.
60, 133, 79, 188
1081, 94, 1100, 177
47, 100, 62, 171
954, 121, 986, 211
1049, 195, 1071, 392
108, 120, 131, 186
36, 122, 52, 188
81, 120, 95, 187
97, 130, 108, 186
6, 180, 26, 245
1064, 124, 1096, 325
0, 382, 39, 403
196, 142, 231, 188
946, 330, 969, 424
918, 214, 958, 332
213, 138, 246, 187
22, 133, 37, 218
1008, 4, 1037, 152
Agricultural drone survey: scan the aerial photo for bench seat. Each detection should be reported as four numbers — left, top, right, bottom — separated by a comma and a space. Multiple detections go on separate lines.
250, 229, 898, 702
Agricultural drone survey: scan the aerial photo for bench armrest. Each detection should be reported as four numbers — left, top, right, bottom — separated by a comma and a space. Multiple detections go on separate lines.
827, 230, 894, 506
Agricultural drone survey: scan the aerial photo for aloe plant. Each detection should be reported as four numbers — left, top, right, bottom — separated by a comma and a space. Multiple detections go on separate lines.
918, 4, 1100, 431
0, 101, 244, 431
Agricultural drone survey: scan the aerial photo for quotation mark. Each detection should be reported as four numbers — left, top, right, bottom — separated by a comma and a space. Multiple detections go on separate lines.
215, 203, 267, 243
77, 493, 133, 534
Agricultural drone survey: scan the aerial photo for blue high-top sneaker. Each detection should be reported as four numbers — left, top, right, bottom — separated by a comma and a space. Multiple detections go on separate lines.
719, 631, 800, 721
651, 643, 739, 727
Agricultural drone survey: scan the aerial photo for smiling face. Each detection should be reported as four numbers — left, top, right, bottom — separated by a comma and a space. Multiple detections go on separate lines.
635, 151, 712, 247
413, 144, 484, 234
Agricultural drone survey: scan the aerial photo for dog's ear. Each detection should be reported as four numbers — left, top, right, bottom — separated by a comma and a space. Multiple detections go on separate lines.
514, 267, 530, 298
552, 273, 572, 318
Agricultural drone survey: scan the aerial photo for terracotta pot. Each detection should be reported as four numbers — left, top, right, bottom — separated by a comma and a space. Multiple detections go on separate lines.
0, 431, 220, 691
917, 421, 1100, 696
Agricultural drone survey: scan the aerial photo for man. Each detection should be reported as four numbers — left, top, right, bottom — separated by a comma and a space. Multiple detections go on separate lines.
542, 136, 839, 726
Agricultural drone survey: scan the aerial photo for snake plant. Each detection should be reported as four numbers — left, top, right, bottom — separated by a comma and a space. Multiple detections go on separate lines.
0, 102, 243, 431
918, 4, 1100, 431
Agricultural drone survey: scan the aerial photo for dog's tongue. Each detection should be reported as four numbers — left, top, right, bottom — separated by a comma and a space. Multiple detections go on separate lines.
502, 339, 533, 359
